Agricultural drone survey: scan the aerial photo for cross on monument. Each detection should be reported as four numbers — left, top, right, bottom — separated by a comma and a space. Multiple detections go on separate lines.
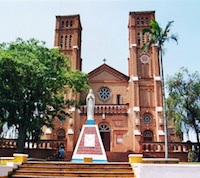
103, 58, 106, 63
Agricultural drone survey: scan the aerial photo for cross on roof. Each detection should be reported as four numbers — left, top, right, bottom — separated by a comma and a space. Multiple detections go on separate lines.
103, 58, 106, 63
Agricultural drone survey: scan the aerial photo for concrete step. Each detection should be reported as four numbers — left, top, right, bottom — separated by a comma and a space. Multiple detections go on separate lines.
12, 171, 134, 177
10, 161, 134, 177
18, 166, 131, 172
22, 161, 131, 167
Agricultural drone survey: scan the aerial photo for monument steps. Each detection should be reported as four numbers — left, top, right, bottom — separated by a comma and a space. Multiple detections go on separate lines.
10, 161, 134, 177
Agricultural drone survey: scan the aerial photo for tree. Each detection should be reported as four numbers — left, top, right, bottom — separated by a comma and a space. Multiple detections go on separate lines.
0, 120, 3, 135
166, 67, 200, 161
142, 19, 178, 158
165, 96, 183, 140
0, 38, 89, 152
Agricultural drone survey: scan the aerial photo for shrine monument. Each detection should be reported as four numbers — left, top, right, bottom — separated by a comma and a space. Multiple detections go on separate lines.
71, 89, 107, 162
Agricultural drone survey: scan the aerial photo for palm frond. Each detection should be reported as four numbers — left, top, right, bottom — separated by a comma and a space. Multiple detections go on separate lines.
163, 21, 174, 36
170, 34, 178, 44
142, 28, 152, 35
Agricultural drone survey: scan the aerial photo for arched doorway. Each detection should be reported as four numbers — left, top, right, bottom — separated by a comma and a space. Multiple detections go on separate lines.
99, 123, 110, 151
57, 129, 66, 140
143, 130, 153, 142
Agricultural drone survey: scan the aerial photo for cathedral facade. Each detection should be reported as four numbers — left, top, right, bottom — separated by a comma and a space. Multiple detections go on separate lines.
48, 11, 179, 153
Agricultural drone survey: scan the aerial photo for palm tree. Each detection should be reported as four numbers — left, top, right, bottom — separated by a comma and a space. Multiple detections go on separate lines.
142, 19, 178, 158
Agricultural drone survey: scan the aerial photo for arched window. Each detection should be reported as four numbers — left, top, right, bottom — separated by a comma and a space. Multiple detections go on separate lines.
70, 20, 73, 27
137, 33, 140, 45
146, 17, 149, 24
146, 33, 150, 42
61, 21, 64, 28
65, 36, 68, 48
57, 129, 66, 140
99, 123, 110, 132
141, 17, 144, 24
136, 17, 140, 25
142, 33, 145, 44
143, 130, 153, 142
69, 35, 72, 48
117, 94, 121, 104
60, 36, 63, 48
66, 21, 68, 27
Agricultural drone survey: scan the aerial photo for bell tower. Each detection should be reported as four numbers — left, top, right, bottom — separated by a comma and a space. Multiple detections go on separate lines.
54, 15, 82, 71
53, 15, 82, 151
128, 11, 164, 152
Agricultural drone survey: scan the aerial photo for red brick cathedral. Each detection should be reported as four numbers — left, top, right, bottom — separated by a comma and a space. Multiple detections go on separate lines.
45, 11, 180, 153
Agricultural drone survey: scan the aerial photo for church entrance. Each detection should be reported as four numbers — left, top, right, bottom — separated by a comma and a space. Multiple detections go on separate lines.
143, 130, 153, 142
99, 123, 110, 151
57, 129, 66, 140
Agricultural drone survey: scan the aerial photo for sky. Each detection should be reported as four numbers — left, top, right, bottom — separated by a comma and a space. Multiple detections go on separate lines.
0, 0, 199, 79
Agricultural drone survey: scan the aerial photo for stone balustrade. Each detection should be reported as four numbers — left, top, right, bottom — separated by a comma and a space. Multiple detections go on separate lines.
0, 138, 61, 150
1, 139, 197, 154
80, 104, 128, 114
142, 141, 198, 153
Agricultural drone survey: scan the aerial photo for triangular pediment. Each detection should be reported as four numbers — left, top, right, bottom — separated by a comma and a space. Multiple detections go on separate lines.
88, 64, 129, 82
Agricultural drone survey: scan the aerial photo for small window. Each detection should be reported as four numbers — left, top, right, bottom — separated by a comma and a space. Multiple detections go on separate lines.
146, 33, 150, 42
66, 21, 68, 27
137, 33, 140, 45
61, 21, 64, 28
60, 36, 63, 48
146, 17, 149, 24
142, 33, 145, 44
141, 17, 144, 25
69, 35, 72, 48
136, 17, 140, 25
117, 95, 121, 104
65, 36, 68, 48
70, 20, 73, 27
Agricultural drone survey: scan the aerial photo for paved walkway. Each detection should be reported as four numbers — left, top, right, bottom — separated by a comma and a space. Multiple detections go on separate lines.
132, 163, 200, 178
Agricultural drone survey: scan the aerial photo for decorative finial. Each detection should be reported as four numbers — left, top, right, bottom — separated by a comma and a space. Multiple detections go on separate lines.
103, 58, 106, 64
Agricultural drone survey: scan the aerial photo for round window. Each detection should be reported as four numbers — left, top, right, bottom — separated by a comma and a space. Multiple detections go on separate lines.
98, 87, 111, 102
139, 54, 150, 64
143, 114, 152, 124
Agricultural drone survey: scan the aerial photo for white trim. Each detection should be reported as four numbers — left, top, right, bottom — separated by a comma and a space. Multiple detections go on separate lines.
156, 107, 163, 112
13, 153, 28, 157
129, 75, 139, 82
73, 45, 79, 50
134, 130, 141, 135
130, 44, 137, 48
154, 75, 161, 81
158, 130, 165, 135
68, 128, 74, 134
133, 107, 140, 112
45, 128, 52, 134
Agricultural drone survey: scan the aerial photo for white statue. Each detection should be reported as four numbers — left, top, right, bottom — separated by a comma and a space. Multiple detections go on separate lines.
86, 89, 95, 120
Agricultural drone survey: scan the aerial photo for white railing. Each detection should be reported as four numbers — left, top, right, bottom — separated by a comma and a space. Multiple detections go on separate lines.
80, 104, 128, 114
